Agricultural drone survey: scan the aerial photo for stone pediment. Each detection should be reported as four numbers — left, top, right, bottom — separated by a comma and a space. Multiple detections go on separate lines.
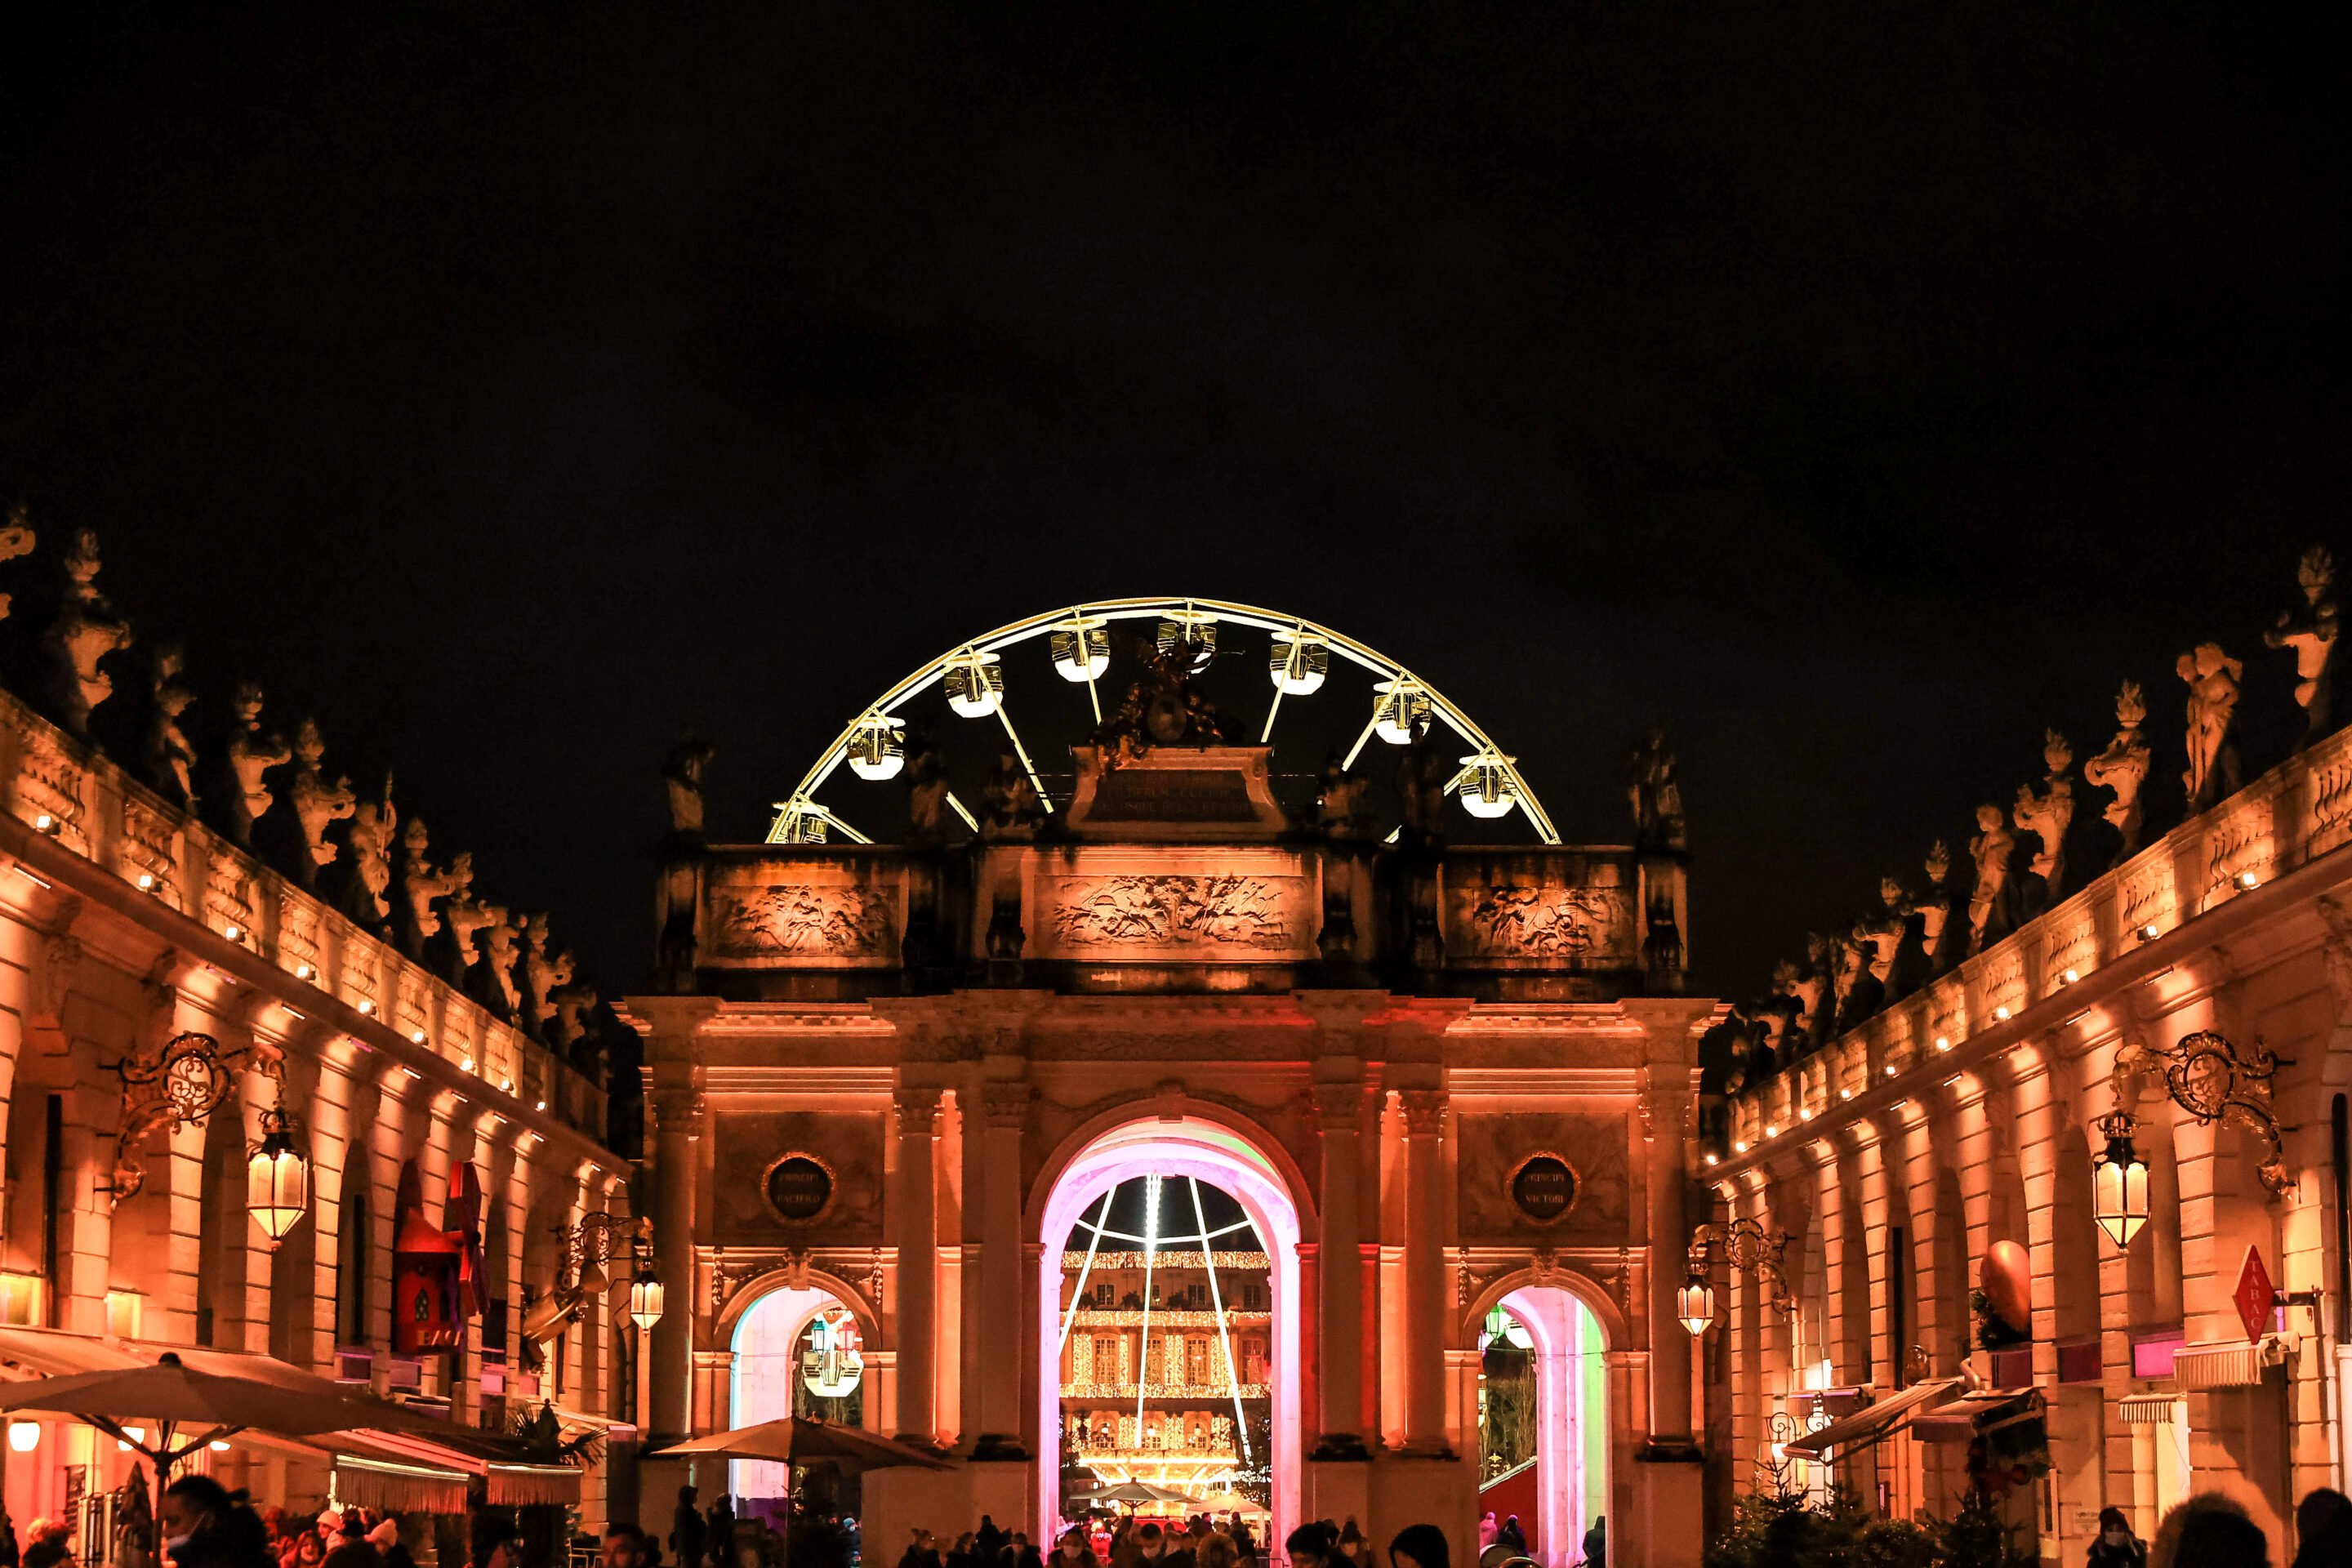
1061, 745, 1290, 841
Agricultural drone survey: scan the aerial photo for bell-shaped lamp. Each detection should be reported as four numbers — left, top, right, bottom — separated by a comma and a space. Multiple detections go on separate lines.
2092, 1109, 2150, 1248
246, 1107, 311, 1248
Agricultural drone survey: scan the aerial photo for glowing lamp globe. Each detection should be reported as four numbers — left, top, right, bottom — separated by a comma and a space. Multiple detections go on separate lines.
1457, 752, 1519, 820
1372, 678, 1430, 744
1677, 1277, 1715, 1337
1156, 610, 1218, 671
8, 1422, 38, 1453
846, 715, 905, 781
942, 653, 1004, 717
1049, 617, 1110, 682
2092, 1111, 2150, 1249
1268, 630, 1328, 696
628, 1275, 666, 1333
245, 1110, 311, 1247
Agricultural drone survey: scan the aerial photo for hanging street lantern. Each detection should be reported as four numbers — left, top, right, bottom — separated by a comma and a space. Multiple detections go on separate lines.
2091, 1108, 2151, 1248
245, 1104, 311, 1248
1156, 610, 1217, 672
1677, 1273, 1716, 1337
942, 651, 1004, 717
1457, 751, 1519, 820
1373, 677, 1431, 744
846, 715, 906, 781
1049, 616, 1111, 682
626, 1216, 663, 1332
1267, 630, 1328, 696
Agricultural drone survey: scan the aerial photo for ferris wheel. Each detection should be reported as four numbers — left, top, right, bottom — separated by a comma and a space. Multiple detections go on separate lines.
764, 595, 1560, 846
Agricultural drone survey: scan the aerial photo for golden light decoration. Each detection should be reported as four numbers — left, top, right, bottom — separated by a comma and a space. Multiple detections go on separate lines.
1156, 609, 1218, 671
2091, 1108, 2150, 1249
245, 1106, 311, 1247
628, 1273, 666, 1333
1372, 677, 1430, 744
1049, 615, 1111, 682
942, 651, 1004, 717
1677, 1275, 1716, 1337
846, 714, 906, 781
1267, 629, 1328, 696
1456, 751, 1518, 820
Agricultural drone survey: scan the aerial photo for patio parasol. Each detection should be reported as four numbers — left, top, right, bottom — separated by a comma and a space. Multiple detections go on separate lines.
1076, 1479, 1193, 1506
648, 1416, 955, 1476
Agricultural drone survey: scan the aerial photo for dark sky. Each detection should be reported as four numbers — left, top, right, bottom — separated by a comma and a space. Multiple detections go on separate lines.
1, 2, 2343, 1003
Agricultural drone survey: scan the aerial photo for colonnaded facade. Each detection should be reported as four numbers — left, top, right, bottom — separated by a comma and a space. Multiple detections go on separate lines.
626, 601, 1719, 1568
1704, 554, 2352, 1563
0, 521, 635, 1545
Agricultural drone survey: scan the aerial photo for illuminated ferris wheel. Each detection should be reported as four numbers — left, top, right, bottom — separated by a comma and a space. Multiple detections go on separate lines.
765, 596, 1559, 846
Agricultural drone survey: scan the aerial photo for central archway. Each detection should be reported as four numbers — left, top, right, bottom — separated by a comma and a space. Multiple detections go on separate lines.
1036, 1116, 1306, 1545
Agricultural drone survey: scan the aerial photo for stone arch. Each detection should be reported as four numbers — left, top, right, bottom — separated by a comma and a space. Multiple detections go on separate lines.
1024, 1098, 1318, 1242
1459, 1267, 1627, 1352
715, 1267, 882, 1348
2050, 1122, 2102, 1343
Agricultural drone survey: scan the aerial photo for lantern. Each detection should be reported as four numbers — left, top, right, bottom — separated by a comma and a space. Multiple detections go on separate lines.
9, 1422, 39, 1452
1457, 751, 1518, 819
245, 1106, 311, 1247
942, 652, 1003, 717
1372, 677, 1430, 744
1268, 630, 1328, 696
628, 1272, 666, 1333
1156, 610, 1217, 672
1049, 616, 1110, 682
1677, 1275, 1716, 1337
846, 714, 905, 781
2091, 1109, 2150, 1248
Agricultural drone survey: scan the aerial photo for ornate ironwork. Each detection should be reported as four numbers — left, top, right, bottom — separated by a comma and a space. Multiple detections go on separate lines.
104, 1030, 280, 1208
1757, 1410, 1806, 1499
1694, 1215, 1796, 1317
555, 1211, 621, 1290
2115, 1031, 2293, 1198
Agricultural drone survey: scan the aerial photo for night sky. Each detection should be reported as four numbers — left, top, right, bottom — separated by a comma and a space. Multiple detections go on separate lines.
2, 3, 2343, 1004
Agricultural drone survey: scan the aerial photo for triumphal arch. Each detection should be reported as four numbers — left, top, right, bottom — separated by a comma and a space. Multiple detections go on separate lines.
625, 599, 1716, 1568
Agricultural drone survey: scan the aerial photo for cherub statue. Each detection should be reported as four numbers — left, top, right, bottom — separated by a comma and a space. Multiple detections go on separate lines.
1967, 803, 2013, 954
1788, 934, 1832, 1049
2082, 680, 2152, 863
42, 528, 132, 737
1915, 841, 1957, 974
2264, 545, 2340, 744
439, 851, 497, 986
0, 502, 35, 621
551, 981, 599, 1059
663, 736, 715, 838
979, 743, 1044, 840
220, 681, 292, 846
341, 779, 399, 927
399, 817, 459, 960
1860, 877, 1909, 983
467, 903, 523, 1020
2010, 729, 2075, 902
1313, 750, 1371, 839
521, 912, 575, 1041
1625, 726, 1686, 850
286, 719, 357, 885
145, 644, 199, 806
2177, 642, 2244, 811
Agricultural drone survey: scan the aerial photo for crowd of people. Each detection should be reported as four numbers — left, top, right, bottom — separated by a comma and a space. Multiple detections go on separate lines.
2085, 1486, 2352, 1568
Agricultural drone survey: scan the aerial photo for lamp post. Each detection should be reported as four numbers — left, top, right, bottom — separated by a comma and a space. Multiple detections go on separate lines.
2091, 1108, 2151, 1249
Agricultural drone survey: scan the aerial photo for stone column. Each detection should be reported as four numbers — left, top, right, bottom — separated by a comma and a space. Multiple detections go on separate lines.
1312, 1079, 1369, 1459
1400, 1088, 1450, 1454
649, 1086, 705, 1443
1640, 1068, 1699, 1453
972, 1080, 1031, 1459
894, 1086, 943, 1446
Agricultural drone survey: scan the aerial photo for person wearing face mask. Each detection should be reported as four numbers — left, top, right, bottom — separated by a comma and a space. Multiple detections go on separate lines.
2087, 1507, 2145, 1568
160, 1477, 271, 1568
1055, 1529, 1098, 1568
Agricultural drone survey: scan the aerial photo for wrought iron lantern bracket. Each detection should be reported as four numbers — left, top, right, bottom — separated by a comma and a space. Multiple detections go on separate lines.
2114, 1031, 2294, 1198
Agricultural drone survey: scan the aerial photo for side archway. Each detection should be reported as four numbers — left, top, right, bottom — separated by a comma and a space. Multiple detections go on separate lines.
1460, 1272, 1619, 1568
728, 1280, 880, 1514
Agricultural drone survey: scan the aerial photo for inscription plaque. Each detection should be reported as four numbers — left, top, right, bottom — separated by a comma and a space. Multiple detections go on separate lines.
764, 1154, 835, 1224
1509, 1153, 1578, 1224
1087, 768, 1258, 823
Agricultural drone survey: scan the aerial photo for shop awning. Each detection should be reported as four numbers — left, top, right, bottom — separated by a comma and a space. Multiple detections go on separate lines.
487, 1464, 583, 1506
2176, 1336, 2292, 1392
1783, 1379, 1962, 1458
2119, 1396, 2179, 1426
1911, 1388, 2039, 1444
334, 1457, 474, 1513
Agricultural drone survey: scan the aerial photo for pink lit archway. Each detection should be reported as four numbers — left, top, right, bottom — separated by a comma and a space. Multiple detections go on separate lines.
732, 1285, 863, 1508
1498, 1286, 1607, 1568
1036, 1116, 1305, 1544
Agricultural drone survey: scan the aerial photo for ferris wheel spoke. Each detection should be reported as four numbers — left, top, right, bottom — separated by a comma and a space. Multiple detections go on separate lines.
994, 701, 1054, 809
1338, 713, 1383, 773
946, 791, 979, 834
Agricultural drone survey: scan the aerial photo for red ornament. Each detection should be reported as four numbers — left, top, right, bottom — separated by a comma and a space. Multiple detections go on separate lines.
2233, 1245, 2276, 1345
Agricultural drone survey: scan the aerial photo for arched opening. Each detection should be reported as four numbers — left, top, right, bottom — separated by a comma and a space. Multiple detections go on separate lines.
1478, 1289, 1607, 1568
730, 1285, 870, 1521
1036, 1116, 1304, 1547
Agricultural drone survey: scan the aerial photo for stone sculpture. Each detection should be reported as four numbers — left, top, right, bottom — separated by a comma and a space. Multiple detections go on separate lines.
1862, 878, 1909, 982
145, 644, 198, 807
551, 981, 599, 1060
2082, 680, 2153, 864
1395, 713, 1452, 849
467, 903, 523, 1020
1915, 842, 1954, 973
521, 912, 575, 1042
1832, 926, 1883, 1035
664, 736, 715, 838
1967, 803, 2013, 955
0, 504, 34, 620
1091, 630, 1226, 764
340, 781, 399, 928
903, 724, 949, 846
2176, 642, 2244, 811
220, 682, 291, 847
399, 817, 458, 960
43, 528, 132, 737
1788, 934, 1831, 1050
1625, 726, 1686, 850
285, 719, 357, 888
979, 743, 1044, 840
2265, 546, 2341, 744
440, 853, 497, 985
1312, 751, 1371, 839
2011, 729, 2075, 905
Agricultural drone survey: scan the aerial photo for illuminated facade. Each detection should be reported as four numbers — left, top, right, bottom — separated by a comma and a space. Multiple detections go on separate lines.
629, 599, 1712, 1568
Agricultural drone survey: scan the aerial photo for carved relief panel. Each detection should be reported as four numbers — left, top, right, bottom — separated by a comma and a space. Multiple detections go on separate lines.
702, 858, 903, 969
1442, 854, 1637, 969
1027, 848, 1316, 963
1454, 1111, 1629, 1241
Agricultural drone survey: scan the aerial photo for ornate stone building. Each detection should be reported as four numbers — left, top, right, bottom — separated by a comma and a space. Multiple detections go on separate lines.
0, 523, 632, 1541
628, 600, 1714, 1568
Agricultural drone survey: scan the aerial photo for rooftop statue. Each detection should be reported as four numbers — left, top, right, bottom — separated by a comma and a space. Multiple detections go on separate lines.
522, 911, 575, 1044
219, 681, 291, 847
664, 735, 715, 839
902, 723, 949, 847
2011, 728, 2075, 906
2264, 545, 2340, 744
467, 902, 523, 1021
1625, 726, 1686, 851
1915, 841, 1958, 976
43, 528, 132, 737
1832, 924, 1882, 1035
399, 816, 458, 960
979, 742, 1045, 840
1312, 750, 1373, 840
2177, 641, 2243, 811
340, 778, 399, 929
0, 504, 34, 620
1788, 933, 1831, 1051
2082, 680, 2152, 865
145, 644, 199, 808
439, 850, 496, 986
285, 718, 357, 889
551, 980, 599, 1060
1967, 802, 2014, 956
1395, 711, 1451, 850
1091, 631, 1226, 766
